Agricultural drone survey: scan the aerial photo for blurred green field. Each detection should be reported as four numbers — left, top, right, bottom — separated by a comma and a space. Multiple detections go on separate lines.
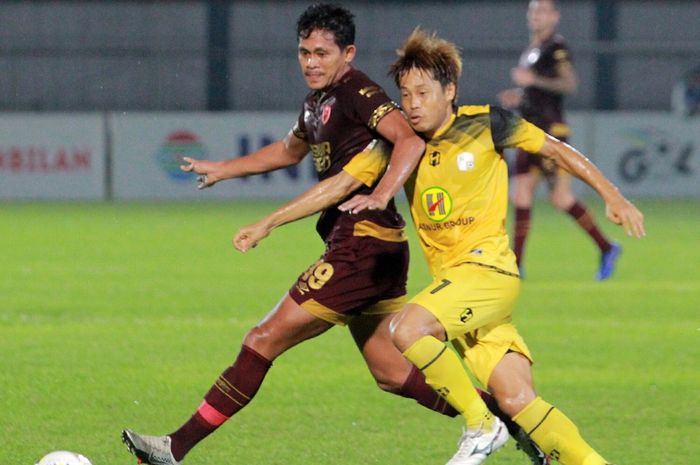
1, 199, 698, 465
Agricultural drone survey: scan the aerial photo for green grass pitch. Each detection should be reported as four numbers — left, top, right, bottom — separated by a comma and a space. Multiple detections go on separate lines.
1, 199, 698, 464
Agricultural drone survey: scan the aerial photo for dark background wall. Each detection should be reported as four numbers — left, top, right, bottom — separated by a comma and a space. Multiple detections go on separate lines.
1, 0, 698, 112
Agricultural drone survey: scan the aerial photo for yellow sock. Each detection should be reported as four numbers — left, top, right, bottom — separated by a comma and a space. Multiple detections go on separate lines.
403, 335, 493, 430
513, 397, 610, 465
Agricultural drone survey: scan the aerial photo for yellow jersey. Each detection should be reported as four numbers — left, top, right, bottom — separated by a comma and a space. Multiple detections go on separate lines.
405, 105, 546, 276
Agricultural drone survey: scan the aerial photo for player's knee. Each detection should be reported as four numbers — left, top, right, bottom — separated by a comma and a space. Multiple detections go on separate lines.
242, 326, 274, 355
495, 389, 536, 417
513, 191, 533, 209
550, 191, 574, 211
373, 372, 405, 394
390, 319, 434, 353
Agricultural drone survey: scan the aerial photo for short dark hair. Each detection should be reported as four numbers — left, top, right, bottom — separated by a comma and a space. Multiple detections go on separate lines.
296, 3, 355, 49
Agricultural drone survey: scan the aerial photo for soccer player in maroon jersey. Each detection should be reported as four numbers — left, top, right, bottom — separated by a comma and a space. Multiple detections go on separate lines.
498, 0, 621, 280
120, 5, 543, 465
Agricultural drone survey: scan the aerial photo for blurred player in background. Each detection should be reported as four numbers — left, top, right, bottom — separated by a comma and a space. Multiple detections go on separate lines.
498, 0, 621, 280
340, 28, 645, 465
671, 65, 700, 117
120, 5, 541, 465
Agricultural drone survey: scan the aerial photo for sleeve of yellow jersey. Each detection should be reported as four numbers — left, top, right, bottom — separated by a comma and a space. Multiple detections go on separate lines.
342, 139, 392, 187
489, 105, 546, 154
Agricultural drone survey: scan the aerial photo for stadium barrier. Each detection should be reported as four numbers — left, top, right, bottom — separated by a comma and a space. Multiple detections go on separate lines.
0, 112, 697, 200
0, 113, 106, 200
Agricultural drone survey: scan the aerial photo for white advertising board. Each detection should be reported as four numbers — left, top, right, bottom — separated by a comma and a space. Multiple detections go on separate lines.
591, 113, 700, 198
0, 114, 105, 200
110, 112, 317, 200
3, 111, 697, 201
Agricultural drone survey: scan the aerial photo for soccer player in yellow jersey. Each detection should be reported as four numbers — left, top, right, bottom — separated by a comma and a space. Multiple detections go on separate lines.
340, 29, 645, 465
121, 6, 544, 465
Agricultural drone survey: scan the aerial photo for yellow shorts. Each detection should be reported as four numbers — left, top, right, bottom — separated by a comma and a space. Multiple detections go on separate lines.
452, 322, 533, 387
410, 263, 532, 386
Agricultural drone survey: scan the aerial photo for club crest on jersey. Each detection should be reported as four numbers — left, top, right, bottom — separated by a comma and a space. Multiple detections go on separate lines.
457, 152, 475, 171
321, 104, 332, 125
421, 186, 452, 222
429, 151, 441, 167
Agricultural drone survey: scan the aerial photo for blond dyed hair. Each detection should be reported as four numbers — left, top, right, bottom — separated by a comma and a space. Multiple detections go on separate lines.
389, 28, 462, 99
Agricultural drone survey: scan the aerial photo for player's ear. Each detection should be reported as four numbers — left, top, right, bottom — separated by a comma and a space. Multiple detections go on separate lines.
444, 82, 457, 102
343, 45, 357, 63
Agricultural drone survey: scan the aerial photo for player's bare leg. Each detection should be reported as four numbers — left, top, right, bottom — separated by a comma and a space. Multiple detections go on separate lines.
549, 173, 620, 281
512, 171, 540, 274
489, 352, 612, 465
122, 294, 333, 464
350, 312, 457, 414
548, 171, 576, 212
487, 351, 537, 419
350, 312, 417, 392
242, 294, 334, 359
351, 311, 548, 464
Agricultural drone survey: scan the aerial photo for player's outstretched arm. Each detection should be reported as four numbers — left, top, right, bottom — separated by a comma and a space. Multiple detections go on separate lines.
179, 131, 309, 189
339, 110, 425, 214
233, 170, 364, 252
538, 134, 646, 238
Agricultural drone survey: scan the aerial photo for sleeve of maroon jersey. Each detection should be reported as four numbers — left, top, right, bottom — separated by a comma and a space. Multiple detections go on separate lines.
346, 77, 398, 131
551, 38, 573, 69
292, 107, 308, 141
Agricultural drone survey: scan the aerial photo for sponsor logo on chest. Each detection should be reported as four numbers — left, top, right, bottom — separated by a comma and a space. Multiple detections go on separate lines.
457, 152, 475, 171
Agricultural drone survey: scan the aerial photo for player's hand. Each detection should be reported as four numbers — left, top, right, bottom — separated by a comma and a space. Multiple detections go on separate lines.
511, 67, 536, 87
233, 222, 272, 252
180, 156, 220, 189
338, 194, 388, 214
605, 197, 646, 238
498, 88, 523, 108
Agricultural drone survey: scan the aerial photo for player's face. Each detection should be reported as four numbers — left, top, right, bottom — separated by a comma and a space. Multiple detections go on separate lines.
399, 68, 455, 138
527, 0, 560, 34
298, 29, 356, 90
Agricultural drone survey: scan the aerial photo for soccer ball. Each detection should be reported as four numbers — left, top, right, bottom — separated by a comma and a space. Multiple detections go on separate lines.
35, 451, 92, 465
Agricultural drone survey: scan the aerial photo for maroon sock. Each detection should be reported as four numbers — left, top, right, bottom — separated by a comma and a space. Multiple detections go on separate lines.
169, 411, 216, 461
513, 207, 531, 267
566, 201, 611, 253
398, 365, 459, 417
169, 345, 272, 461
476, 388, 520, 437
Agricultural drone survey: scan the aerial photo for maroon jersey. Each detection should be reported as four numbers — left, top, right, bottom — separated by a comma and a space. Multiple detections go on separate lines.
293, 67, 404, 241
518, 33, 572, 131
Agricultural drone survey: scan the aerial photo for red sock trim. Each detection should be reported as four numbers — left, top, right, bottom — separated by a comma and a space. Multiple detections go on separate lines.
197, 400, 229, 426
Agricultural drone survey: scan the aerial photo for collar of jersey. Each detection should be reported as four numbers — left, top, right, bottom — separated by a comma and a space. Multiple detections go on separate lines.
431, 112, 457, 139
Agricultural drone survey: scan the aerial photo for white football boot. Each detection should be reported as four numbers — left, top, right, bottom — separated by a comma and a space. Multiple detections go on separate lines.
446, 417, 509, 465
121, 429, 180, 465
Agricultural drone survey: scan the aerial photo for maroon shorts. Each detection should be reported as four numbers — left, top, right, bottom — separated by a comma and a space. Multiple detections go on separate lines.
289, 233, 409, 326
